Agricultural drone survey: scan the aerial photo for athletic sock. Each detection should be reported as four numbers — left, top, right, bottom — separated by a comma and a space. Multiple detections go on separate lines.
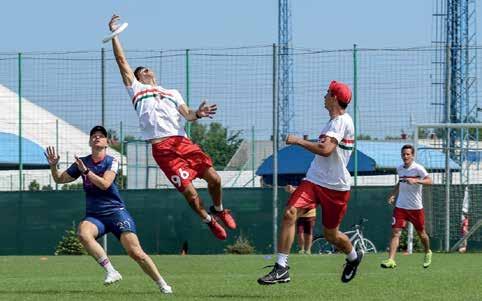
346, 248, 358, 262
203, 215, 212, 223
214, 204, 223, 212
156, 277, 168, 288
276, 253, 289, 268
97, 255, 116, 273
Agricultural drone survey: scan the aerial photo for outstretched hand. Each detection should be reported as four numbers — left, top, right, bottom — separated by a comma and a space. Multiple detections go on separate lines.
196, 100, 217, 119
109, 14, 121, 32
74, 155, 88, 174
285, 134, 301, 145
44, 146, 60, 167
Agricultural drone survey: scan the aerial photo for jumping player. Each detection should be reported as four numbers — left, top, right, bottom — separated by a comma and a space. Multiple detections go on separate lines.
108, 15, 236, 240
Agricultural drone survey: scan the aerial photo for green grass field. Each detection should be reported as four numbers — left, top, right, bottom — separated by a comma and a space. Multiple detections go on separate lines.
0, 253, 480, 301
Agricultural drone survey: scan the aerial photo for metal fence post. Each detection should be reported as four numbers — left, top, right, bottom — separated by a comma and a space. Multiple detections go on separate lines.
185, 49, 191, 137
272, 43, 279, 254
18, 52, 23, 191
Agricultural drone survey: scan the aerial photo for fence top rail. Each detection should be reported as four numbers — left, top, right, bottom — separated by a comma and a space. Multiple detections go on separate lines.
415, 123, 482, 129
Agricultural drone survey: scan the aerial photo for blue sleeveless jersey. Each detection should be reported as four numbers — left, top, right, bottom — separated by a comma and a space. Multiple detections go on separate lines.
66, 155, 125, 216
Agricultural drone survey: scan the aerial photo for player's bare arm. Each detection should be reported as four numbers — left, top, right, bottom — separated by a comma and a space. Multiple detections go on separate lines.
74, 155, 116, 191
45, 146, 76, 184
179, 100, 218, 121
109, 15, 135, 86
387, 183, 400, 205
285, 134, 337, 157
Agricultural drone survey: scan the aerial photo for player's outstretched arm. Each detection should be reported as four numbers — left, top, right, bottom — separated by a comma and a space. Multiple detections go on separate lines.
44, 146, 76, 184
109, 15, 135, 86
74, 156, 116, 191
179, 100, 218, 121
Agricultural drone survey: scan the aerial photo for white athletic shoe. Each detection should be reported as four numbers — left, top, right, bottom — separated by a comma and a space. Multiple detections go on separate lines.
104, 271, 122, 286
160, 285, 173, 294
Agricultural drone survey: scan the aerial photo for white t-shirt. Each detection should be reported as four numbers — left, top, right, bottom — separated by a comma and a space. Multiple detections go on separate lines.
395, 162, 429, 210
305, 113, 354, 191
126, 79, 187, 141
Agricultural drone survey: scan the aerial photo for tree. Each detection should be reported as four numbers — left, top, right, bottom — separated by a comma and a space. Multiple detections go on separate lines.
190, 122, 243, 169
28, 180, 40, 191
41, 184, 53, 191
106, 128, 137, 154
61, 182, 84, 190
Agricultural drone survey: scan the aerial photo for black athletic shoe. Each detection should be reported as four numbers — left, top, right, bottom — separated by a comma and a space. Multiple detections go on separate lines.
341, 251, 364, 283
257, 263, 290, 285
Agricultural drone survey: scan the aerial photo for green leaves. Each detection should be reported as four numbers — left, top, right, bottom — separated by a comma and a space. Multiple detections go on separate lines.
191, 122, 243, 169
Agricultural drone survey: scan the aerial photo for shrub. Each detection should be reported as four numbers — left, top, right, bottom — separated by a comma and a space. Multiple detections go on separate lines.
54, 222, 86, 255
225, 234, 255, 254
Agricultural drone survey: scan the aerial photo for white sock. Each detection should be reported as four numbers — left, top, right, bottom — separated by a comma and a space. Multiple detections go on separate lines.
276, 253, 289, 267
346, 248, 358, 262
214, 204, 223, 212
97, 255, 116, 273
203, 215, 212, 223
156, 277, 168, 288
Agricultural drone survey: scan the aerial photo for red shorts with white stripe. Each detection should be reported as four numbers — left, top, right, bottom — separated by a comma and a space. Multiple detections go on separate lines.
287, 180, 350, 229
392, 207, 425, 231
151, 136, 213, 192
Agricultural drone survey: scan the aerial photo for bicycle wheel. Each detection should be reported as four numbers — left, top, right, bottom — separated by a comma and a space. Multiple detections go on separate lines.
311, 236, 335, 254
354, 238, 377, 253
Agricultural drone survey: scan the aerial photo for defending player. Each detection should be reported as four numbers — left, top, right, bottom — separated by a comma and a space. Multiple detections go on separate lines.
45, 125, 172, 294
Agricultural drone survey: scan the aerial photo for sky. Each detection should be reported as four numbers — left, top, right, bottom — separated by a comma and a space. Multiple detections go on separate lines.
1, 0, 480, 52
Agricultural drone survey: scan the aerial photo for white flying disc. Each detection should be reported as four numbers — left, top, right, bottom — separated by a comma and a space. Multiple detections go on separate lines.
102, 22, 128, 43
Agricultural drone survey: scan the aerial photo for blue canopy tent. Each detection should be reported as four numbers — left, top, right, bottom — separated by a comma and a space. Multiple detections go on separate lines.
0, 132, 49, 170
256, 144, 376, 186
256, 141, 461, 186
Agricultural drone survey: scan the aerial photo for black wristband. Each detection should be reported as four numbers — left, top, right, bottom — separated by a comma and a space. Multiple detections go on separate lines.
195, 111, 202, 119
83, 169, 90, 175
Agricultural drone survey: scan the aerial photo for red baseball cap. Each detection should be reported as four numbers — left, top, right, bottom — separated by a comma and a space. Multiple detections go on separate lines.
328, 80, 352, 104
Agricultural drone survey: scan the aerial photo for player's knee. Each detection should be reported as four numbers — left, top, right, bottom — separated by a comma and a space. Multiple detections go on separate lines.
208, 173, 221, 187
324, 231, 337, 243
282, 208, 297, 223
418, 230, 428, 239
186, 193, 200, 205
392, 229, 402, 238
77, 231, 93, 244
128, 248, 147, 262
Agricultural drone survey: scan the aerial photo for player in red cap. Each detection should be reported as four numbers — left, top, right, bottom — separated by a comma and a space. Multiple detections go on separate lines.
108, 15, 236, 241
258, 80, 363, 285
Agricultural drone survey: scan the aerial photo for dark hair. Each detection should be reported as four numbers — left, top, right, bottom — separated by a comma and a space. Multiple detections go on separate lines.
338, 100, 348, 109
134, 66, 146, 80
401, 144, 415, 154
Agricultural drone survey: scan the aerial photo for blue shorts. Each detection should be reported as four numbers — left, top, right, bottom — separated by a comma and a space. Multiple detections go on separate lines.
83, 208, 137, 240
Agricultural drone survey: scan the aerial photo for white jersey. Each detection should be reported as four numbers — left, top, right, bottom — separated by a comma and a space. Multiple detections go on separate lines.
126, 79, 187, 141
305, 113, 354, 191
395, 162, 429, 210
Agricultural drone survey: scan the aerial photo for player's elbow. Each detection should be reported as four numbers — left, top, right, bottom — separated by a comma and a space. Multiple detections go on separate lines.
99, 182, 112, 190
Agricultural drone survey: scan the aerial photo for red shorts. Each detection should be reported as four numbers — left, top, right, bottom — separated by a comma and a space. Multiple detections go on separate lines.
151, 136, 213, 192
287, 180, 350, 229
296, 217, 316, 235
392, 207, 425, 231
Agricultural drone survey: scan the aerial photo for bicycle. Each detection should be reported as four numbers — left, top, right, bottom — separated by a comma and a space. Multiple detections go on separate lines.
310, 218, 377, 254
